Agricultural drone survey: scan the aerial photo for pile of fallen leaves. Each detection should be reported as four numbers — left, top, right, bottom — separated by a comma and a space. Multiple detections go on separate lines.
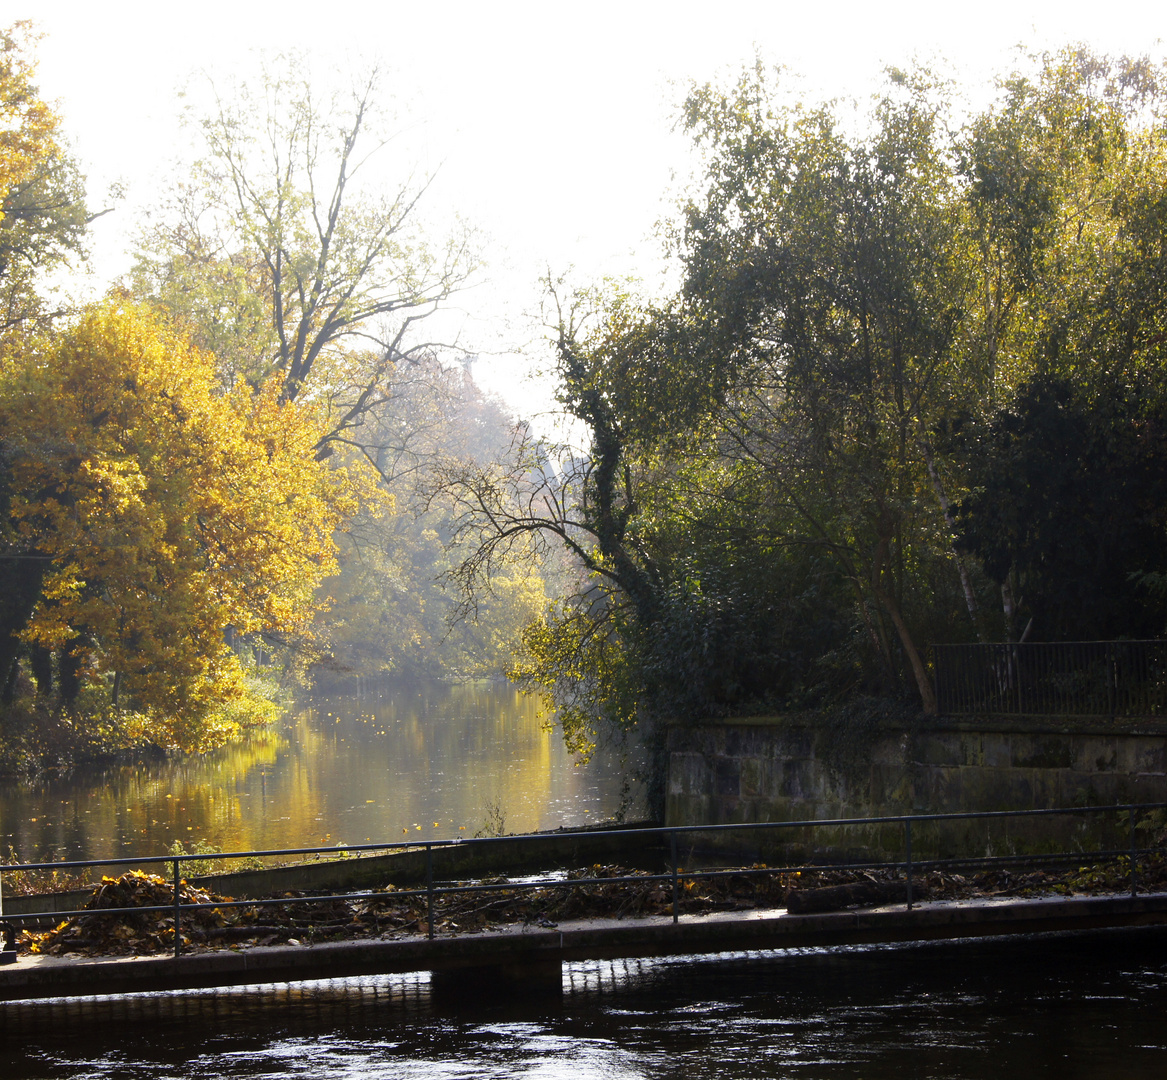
16, 853, 1167, 958
20, 871, 238, 956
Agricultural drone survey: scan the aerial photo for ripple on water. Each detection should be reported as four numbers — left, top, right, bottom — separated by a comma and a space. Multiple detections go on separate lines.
3, 930, 1167, 1079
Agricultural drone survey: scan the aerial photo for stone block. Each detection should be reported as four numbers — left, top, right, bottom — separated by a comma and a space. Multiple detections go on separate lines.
1134, 739, 1166, 775
774, 727, 815, 760
740, 757, 762, 797
1078, 737, 1118, 773
1012, 736, 1075, 770
779, 759, 811, 799
1112, 739, 1139, 775
915, 734, 963, 767
1027, 767, 1064, 808
918, 765, 962, 812
982, 735, 1012, 769
869, 732, 909, 765
967, 766, 1035, 809
755, 797, 795, 823
1131, 772, 1167, 801
713, 757, 741, 798
665, 793, 710, 828
668, 752, 710, 796
870, 762, 913, 808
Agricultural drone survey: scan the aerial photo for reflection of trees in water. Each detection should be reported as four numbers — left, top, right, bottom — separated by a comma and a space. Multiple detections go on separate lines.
292, 680, 557, 841
0, 682, 633, 864
0, 725, 287, 864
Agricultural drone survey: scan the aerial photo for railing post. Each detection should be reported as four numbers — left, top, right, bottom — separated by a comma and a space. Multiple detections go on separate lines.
1108, 642, 1116, 722
670, 832, 679, 925
426, 843, 434, 940
1130, 807, 1138, 898
172, 857, 182, 958
905, 818, 913, 911
0, 859, 13, 963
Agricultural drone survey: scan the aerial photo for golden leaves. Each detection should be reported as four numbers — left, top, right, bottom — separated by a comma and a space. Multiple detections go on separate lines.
0, 300, 361, 750
0, 23, 58, 226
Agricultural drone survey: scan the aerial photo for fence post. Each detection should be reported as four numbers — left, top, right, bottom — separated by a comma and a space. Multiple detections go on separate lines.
0, 859, 15, 963
905, 818, 913, 911
426, 844, 434, 940
670, 832, 679, 925
172, 857, 182, 958
1108, 642, 1117, 722
1130, 808, 1138, 898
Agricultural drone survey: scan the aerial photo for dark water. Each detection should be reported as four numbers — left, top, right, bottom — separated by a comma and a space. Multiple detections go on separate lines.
4, 929, 1166, 1078
0, 682, 638, 865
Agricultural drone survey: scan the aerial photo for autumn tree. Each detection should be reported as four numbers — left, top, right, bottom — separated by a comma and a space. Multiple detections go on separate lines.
134, 56, 478, 459
0, 300, 359, 751
0, 22, 91, 335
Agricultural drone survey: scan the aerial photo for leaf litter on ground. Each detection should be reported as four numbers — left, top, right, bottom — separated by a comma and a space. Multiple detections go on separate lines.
16, 851, 1167, 959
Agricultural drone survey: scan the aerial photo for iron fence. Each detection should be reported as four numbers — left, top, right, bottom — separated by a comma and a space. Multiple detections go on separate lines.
931, 640, 1167, 718
1, 803, 1164, 960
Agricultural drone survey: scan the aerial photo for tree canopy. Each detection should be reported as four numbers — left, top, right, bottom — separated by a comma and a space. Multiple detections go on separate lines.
0, 22, 90, 334
133, 57, 479, 459
445, 49, 1167, 779
0, 300, 359, 751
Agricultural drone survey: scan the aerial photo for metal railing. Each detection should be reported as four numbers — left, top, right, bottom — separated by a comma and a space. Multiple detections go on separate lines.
1, 803, 1163, 960
932, 641, 1167, 718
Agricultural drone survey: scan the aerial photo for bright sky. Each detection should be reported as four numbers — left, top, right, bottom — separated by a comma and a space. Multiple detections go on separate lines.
10, 0, 1167, 417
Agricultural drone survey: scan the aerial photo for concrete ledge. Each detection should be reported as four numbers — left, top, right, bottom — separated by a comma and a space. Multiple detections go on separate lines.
2, 892, 1165, 1002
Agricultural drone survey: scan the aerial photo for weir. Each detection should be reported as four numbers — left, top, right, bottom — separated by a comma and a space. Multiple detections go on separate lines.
1, 805, 1165, 1002
2, 893, 1167, 1002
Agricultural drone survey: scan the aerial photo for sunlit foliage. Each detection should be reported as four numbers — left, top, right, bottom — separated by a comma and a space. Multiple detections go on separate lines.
0, 22, 90, 334
451, 48, 1167, 785
0, 300, 360, 751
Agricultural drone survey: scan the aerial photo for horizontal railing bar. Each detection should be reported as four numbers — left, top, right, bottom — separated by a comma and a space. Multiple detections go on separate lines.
6, 843, 1159, 928
3, 803, 1162, 877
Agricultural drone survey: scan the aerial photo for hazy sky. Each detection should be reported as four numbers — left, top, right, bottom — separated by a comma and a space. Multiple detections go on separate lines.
12, 0, 1167, 415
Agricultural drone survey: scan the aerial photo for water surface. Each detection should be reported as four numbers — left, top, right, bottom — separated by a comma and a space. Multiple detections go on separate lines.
0, 681, 639, 864
3, 929, 1165, 1078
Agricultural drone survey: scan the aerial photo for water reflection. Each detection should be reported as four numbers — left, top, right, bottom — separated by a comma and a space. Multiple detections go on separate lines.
0, 681, 639, 864
4, 930, 1166, 1078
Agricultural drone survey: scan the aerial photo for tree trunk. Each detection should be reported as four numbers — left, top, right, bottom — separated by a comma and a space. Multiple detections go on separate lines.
921, 435, 984, 641
874, 582, 938, 714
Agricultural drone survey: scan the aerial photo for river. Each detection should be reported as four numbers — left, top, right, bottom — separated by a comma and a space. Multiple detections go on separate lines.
4, 929, 1166, 1077
2, 686, 1165, 1076
0, 680, 640, 865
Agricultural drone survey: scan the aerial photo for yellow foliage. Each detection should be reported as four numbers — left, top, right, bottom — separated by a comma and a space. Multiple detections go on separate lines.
0, 299, 360, 750
0, 23, 57, 225
508, 598, 642, 760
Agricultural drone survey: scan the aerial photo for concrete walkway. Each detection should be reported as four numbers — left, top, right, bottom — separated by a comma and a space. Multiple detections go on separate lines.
2, 891, 1166, 1002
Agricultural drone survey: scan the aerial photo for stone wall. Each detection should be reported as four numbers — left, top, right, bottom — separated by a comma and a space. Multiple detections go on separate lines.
665, 717, 1167, 859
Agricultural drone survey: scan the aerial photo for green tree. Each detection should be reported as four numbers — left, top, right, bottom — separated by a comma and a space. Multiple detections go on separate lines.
446, 48, 1167, 775
666, 66, 992, 711
954, 376, 1167, 641
952, 50, 1167, 639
